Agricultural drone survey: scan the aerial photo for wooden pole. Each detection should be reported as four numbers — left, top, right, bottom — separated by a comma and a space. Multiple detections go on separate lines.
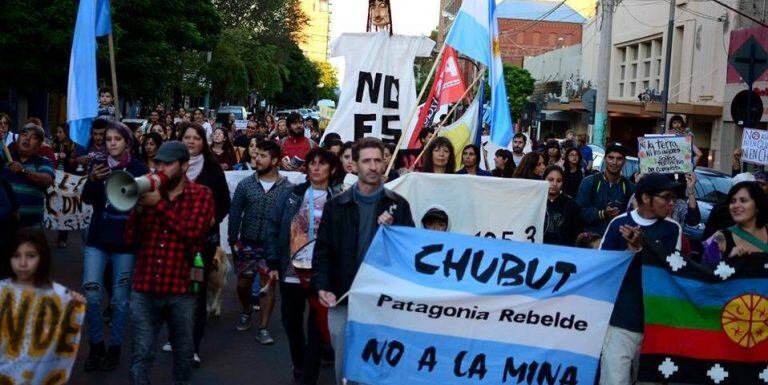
409, 70, 485, 170
385, 43, 447, 176
108, 34, 121, 119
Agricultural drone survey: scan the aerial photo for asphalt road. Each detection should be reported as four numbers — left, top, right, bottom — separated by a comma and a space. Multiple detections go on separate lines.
48, 230, 336, 385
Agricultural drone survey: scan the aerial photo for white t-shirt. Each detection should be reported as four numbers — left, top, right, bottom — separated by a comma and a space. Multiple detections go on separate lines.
259, 179, 275, 192
323, 31, 434, 143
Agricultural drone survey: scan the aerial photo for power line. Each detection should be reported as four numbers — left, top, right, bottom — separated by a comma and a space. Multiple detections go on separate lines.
622, 3, 679, 27
709, 0, 768, 27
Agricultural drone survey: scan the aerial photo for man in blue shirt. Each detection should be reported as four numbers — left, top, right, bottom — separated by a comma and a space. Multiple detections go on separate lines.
598, 173, 683, 385
576, 143, 634, 235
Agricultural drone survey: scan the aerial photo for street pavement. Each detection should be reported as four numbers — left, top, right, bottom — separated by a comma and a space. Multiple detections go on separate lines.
48, 230, 336, 385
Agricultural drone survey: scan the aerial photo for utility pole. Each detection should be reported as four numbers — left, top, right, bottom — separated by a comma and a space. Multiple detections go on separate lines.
659, 0, 676, 133
594, 0, 615, 147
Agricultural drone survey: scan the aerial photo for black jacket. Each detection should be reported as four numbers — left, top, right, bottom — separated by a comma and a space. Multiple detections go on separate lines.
194, 158, 231, 243
312, 186, 414, 299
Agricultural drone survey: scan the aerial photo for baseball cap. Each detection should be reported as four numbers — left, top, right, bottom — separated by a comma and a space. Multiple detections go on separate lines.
20, 123, 45, 141
636, 173, 681, 197
154, 141, 190, 163
732, 172, 756, 185
605, 142, 628, 157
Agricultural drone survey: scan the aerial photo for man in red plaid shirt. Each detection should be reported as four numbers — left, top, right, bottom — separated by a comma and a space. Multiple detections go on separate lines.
125, 141, 215, 385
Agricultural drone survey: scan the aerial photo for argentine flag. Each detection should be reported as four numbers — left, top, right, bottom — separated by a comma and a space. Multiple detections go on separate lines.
445, 0, 514, 147
67, 0, 112, 148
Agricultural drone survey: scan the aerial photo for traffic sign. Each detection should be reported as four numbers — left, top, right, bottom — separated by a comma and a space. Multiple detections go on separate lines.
729, 36, 768, 85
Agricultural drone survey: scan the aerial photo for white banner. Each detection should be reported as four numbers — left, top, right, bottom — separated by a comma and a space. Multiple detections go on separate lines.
220, 170, 307, 253
385, 173, 548, 243
0, 280, 85, 384
43, 171, 93, 230
323, 31, 435, 144
741, 127, 768, 166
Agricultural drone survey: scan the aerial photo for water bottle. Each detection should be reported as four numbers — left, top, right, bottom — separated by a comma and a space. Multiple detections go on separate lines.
189, 252, 204, 294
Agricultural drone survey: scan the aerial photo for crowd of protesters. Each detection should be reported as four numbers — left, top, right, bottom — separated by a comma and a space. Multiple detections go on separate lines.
1, 94, 766, 385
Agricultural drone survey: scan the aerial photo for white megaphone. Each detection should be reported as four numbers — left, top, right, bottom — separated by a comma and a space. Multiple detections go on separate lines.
105, 171, 164, 212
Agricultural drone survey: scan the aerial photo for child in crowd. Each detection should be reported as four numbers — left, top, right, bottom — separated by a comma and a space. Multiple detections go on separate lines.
421, 207, 449, 231
98, 87, 116, 120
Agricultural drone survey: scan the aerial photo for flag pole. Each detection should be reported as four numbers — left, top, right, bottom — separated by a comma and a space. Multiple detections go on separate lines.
385, 43, 447, 176
107, 33, 121, 119
409, 69, 485, 170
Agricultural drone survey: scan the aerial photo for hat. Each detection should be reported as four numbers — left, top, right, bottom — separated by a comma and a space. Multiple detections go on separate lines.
636, 173, 681, 197
154, 141, 190, 163
732, 172, 756, 185
605, 142, 627, 156
421, 207, 449, 226
20, 123, 45, 141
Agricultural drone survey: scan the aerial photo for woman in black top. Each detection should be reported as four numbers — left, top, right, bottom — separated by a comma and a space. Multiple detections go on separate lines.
513, 152, 545, 180
562, 147, 584, 198
543, 165, 582, 246
422, 137, 456, 174
178, 122, 231, 364
491, 149, 515, 178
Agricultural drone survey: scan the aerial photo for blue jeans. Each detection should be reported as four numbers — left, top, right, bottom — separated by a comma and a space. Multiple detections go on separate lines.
130, 291, 196, 385
82, 246, 134, 346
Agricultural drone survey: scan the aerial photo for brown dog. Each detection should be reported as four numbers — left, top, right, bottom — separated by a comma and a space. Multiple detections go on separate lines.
207, 247, 231, 317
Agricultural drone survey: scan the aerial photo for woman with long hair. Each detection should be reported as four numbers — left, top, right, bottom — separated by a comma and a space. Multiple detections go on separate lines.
543, 139, 562, 166
264, 113, 276, 132
175, 122, 231, 366
210, 127, 239, 170
513, 152, 546, 180
543, 165, 582, 246
705, 181, 768, 264
163, 113, 176, 140
140, 132, 163, 172
457, 144, 491, 176
422, 137, 456, 174
52, 123, 81, 174
492, 149, 516, 178
562, 147, 584, 198
81, 121, 148, 371
192, 108, 213, 144
150, 122, 166, 140
235, 137, 259, 171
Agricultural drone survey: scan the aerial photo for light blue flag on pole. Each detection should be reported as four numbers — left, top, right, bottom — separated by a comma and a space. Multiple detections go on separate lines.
444, 0, 514, 147
67, 0, 112, 148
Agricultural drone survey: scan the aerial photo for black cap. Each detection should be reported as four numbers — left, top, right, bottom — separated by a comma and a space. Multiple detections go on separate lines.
421, 208, 449, 225
636, 173, 681, 197
154, 141, 190, 163
605, 142, 627, 156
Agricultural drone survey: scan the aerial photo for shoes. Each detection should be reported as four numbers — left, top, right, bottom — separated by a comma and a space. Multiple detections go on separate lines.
162, 342, 172, 352
256, 328, 274, 345
193, 353, 201, 368
84, 341, 105, 372
236, 311, 254, 332
252, 303, 261, 312
100, 345, 121, 371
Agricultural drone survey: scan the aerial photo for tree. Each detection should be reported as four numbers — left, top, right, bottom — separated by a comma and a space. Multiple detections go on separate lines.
271, 43, 320, 107
212, 0, 307, 45
485, 64, 535, 119
314, 61, 338, 102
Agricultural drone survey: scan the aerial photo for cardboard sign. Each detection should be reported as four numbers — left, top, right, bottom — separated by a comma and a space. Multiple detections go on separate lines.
234, 120, 248, 130
637, 135, 693, 174
43, 171, 93, 230
741, 127, 768, 166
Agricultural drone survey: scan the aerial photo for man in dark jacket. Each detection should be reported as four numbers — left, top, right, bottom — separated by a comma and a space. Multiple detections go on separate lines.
266, 147, 340, 385
576, 143, 635, 235
312, 137, 415, 385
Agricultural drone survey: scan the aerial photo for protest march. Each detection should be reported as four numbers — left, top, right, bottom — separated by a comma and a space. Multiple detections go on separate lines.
2, 0, 768, 384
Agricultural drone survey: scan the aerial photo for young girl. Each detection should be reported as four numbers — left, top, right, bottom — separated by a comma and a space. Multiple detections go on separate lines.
1, 229, 85, 380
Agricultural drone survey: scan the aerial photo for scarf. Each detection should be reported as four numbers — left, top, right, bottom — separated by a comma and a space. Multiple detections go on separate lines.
187, 153, 204, 182
107, 152, 131, 170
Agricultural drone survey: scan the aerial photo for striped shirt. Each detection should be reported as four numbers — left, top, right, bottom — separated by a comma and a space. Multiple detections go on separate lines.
0, 149, 55, 227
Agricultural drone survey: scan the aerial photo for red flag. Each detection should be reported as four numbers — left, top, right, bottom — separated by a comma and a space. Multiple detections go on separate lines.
408, 46, 467, 148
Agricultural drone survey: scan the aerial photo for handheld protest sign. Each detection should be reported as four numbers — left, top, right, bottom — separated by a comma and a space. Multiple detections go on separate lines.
637, 134, 693, 174
741, 127, 768, 166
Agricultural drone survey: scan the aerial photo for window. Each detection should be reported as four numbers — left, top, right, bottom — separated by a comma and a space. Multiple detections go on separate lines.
615, 36, 664, 99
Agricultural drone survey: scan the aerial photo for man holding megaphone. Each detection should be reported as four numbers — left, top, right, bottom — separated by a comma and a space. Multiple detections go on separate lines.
123, 141, 216, 385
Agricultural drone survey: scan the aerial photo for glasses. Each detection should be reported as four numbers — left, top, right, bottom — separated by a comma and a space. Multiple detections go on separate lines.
654, 193, 676, 202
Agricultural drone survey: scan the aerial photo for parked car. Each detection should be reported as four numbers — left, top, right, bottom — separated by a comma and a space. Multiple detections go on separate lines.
215, 106, 248, 128
275, 110, 294, 120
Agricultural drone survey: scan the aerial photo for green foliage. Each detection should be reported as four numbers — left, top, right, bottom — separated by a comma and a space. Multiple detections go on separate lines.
484, 64, 535, 118
271, 43, 321, 107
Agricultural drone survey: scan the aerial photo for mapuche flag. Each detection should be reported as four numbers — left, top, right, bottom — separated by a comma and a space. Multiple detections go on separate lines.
407, 46, 466, 149
639, 244, 768, 384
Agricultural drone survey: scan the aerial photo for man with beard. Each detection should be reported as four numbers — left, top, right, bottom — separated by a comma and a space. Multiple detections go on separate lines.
576, 143, 635, 235
0, 123, 54, 228
125, 141, 215, 384
280, 112, 317, 171
229, 140, 292, 345
511, 132, 527, 166
313, 137, 415, 385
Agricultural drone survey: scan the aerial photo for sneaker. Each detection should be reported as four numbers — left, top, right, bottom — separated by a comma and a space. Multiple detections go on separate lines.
193, 353, 201, 368
162, 342, 172, 352
256, 328, 274, 345
236, 311, 253, 332
252, 303, 261, 312
83, 342, 105, 372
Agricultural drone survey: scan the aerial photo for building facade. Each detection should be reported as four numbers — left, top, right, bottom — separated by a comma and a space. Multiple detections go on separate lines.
299, 0, 332, 63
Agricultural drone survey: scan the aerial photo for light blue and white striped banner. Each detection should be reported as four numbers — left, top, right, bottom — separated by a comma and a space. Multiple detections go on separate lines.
344, 226, 633, 385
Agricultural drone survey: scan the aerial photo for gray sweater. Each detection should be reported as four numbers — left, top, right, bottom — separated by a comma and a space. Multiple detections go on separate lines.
228, 174, 292, 244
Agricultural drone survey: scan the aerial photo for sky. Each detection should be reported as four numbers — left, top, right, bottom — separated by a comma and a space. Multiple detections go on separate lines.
329, 0, 440, 80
